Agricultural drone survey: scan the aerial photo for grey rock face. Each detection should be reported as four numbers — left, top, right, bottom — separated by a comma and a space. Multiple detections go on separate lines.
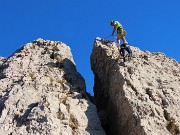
91, 37, 180, 135
0, 38, 106, 135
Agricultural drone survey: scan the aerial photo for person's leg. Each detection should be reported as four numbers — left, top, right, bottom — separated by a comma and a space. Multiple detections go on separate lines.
125, 46, 132, 59
120, 48, 125, 56
120, 48, 126, 62
117, 37, 120, 45
122, 37, 128, 44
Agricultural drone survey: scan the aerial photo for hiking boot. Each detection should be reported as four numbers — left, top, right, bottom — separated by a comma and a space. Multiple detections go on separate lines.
124, 42, 129, 45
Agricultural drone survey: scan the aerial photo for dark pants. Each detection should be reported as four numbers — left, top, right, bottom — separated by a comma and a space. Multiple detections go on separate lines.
120, 44, 132, 62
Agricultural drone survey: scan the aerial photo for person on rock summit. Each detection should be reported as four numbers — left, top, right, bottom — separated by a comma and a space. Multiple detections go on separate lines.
110, 20, 132, 62
110, 20, 128, 46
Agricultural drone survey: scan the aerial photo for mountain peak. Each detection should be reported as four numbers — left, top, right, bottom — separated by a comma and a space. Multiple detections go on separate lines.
91, 37, 180, 135
0, 38, 106, 135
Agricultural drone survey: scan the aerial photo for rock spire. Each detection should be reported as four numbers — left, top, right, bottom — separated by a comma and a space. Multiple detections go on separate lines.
91, 37, 180, 135
0, 38, 105, 135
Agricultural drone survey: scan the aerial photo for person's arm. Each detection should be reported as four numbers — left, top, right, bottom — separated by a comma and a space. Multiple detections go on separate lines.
111, 25, 116, 36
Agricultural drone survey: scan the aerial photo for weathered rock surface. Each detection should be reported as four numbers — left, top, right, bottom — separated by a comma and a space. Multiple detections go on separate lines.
0, 38, 106, 135
0, 57, 6, 66
91, 37, 180, 135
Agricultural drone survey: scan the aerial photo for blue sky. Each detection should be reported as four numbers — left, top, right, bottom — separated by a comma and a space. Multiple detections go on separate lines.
0, 0, 180, 95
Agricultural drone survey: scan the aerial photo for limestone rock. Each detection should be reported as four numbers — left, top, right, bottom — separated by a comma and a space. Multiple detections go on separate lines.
0, 56, 5, 60
0, 38, 106, 135
91, 37, 180, 135
0, 57, 6, 66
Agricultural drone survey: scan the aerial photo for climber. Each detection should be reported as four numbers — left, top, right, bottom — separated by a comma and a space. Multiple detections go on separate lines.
110, 20, 128, 46
110, 20, 132, 62
119, 43, 132, 62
